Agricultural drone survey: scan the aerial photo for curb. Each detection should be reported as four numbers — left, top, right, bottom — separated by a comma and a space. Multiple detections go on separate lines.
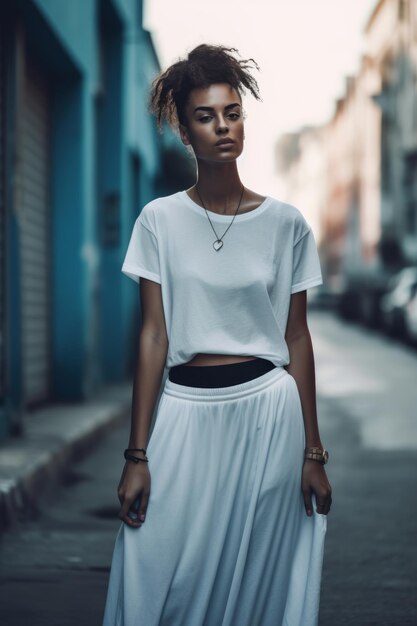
0, 383, 132, 533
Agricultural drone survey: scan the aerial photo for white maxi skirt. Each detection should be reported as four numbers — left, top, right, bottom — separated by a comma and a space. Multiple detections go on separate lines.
102, 366, 327, 626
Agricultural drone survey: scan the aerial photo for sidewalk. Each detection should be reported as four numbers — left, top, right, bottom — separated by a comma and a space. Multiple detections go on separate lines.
0, 383, 133, 532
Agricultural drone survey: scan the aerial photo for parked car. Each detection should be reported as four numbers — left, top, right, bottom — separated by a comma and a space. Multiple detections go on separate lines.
337, 267, 396, 329
404, 289, 417, 346
379, 266, 417, 337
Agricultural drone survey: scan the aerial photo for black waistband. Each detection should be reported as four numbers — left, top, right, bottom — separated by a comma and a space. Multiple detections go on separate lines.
168, 357, 277, 388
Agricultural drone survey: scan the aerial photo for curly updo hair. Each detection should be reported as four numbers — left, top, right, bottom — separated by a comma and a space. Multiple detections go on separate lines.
149, 44, 261, 131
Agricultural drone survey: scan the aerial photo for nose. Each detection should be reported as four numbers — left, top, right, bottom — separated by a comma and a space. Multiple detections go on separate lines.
215, 115, 229, 134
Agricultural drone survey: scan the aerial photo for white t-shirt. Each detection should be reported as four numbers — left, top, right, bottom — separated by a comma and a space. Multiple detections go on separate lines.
121, 190, 323, 370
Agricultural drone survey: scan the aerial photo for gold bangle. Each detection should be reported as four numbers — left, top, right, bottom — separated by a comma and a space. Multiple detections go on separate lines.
304, 447, 329, 464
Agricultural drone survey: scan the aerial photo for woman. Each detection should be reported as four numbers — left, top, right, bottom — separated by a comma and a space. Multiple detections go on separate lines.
102, 44, 332, 626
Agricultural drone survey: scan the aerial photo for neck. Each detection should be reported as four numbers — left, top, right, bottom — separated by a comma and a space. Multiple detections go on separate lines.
194, 160, 243, 209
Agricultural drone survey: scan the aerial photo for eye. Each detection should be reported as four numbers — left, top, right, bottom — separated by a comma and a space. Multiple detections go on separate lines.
199, 115, 212, 123
228, 112, 240, 120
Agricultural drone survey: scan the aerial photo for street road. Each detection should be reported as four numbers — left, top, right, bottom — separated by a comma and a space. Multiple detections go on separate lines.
310, 310, 417, 626
0, 309, 416, 625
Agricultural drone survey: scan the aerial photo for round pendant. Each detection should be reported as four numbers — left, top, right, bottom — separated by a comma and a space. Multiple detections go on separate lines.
213, 239, 223, 251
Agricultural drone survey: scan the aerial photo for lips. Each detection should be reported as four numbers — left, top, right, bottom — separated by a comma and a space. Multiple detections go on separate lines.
215, 139, 234, 146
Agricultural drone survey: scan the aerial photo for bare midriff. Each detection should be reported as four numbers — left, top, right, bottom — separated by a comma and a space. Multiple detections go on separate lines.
183, 354, 259, 367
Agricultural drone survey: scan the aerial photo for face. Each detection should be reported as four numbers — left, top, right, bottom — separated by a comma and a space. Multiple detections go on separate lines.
179, 83, 245, 163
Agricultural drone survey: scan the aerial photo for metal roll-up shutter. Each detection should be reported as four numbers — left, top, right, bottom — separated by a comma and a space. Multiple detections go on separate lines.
20, 53, 52, 407
0, 28, 5, 400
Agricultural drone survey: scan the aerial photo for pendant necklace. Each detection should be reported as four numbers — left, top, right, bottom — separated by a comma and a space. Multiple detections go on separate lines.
195, 184, 245, 251
195, 185, 245, 252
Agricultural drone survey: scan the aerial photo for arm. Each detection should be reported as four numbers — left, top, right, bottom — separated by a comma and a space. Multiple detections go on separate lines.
117, 277, 168, 528
128, 277, 168, 449
284, 290, 332, 516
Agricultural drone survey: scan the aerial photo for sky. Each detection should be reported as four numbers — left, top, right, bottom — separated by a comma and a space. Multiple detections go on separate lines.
144, 0, 378, 196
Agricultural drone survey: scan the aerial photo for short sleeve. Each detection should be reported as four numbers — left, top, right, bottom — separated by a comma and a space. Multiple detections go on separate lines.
291, 227, 323, 294
121, 217, 161, 284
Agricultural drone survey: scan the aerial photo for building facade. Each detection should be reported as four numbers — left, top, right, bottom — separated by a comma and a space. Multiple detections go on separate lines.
274, 0, 417, 301
367, 0, 417, 266
0, 0, 193, 438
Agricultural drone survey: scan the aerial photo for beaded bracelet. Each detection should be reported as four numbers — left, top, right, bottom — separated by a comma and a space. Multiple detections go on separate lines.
124, 450, 149, 464
126, 447, 147, 455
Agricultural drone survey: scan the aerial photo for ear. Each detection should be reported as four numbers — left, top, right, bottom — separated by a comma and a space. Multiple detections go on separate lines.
179, 123, 191, 146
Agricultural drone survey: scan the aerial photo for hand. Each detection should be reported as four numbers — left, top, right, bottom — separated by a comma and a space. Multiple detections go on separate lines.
117, 461, 151, 528
302, 460, 332, 516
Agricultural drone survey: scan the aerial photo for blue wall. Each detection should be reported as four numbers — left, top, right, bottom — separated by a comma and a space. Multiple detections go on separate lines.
1, 0, 195, 438
1, 0, 164, 438
27, 0, 163, 392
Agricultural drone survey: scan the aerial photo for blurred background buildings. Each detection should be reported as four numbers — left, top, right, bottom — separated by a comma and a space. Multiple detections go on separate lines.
0, 0, 194, 438
275, 0, 417, 324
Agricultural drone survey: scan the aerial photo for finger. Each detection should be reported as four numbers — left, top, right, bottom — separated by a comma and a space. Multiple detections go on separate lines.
118, 505, 142, 527
130, 495, 141, 514
319, 504, 331, 515
120, 511, 142, 527
316, 495, 332, 515
302, 487, 313, 517
325, 495, 333, 515
138, 491, 150, 523
118, 499, 142, 528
